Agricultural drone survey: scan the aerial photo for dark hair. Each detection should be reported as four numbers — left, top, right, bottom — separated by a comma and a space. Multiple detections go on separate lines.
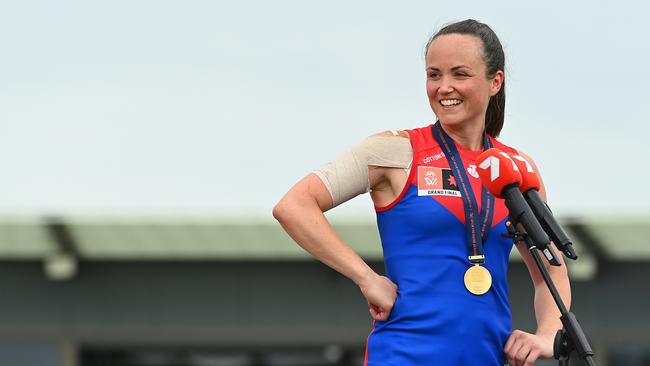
425, 19, 506, 137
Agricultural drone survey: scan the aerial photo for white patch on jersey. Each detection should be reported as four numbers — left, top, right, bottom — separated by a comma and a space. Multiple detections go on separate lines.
467, 164, 479, 178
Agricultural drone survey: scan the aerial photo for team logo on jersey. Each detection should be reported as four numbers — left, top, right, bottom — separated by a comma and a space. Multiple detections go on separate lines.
417, 166, 461, 197
467, 164, 479, 178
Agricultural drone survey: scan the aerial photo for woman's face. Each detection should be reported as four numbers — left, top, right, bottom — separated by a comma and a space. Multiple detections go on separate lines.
425, 34, 503, 130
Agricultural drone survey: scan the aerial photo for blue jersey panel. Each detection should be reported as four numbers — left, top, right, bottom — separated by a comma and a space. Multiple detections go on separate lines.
367, 185, 513, 366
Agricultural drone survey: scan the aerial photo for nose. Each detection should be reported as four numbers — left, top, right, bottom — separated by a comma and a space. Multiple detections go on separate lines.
439, 76, 454, 94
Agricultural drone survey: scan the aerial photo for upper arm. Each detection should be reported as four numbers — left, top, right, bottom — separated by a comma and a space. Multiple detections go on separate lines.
311, 130, 412, 208
275, 173, 335, 216
367, 130, 411, 188
277, 130, 411, 215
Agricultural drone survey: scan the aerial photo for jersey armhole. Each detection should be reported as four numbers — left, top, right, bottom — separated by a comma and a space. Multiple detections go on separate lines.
374, 130, 417, 212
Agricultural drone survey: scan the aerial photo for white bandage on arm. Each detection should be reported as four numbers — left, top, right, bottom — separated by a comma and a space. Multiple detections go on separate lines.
313, 134, 413, 207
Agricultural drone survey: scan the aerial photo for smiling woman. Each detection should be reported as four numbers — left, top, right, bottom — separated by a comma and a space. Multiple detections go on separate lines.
425, 23, 506, 149
273, 19, 571, 366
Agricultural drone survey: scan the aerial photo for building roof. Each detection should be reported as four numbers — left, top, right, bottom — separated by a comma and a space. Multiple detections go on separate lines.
0, 215, 647, 262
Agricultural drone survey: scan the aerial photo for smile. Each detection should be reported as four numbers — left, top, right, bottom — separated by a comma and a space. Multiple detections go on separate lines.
440, 99, 463, 106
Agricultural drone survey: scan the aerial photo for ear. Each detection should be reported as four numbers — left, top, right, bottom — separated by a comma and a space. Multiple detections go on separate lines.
489, 70, 505, 96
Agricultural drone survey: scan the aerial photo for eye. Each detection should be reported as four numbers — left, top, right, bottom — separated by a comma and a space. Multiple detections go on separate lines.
455, 71, 470, 78
427, 72, 441, 80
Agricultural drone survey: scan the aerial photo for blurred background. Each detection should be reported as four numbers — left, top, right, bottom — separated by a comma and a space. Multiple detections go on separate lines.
0, 0, 648, 365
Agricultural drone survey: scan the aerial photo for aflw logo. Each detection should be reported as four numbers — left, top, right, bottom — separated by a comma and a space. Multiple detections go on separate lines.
417, 166, 460, 197
424, 175, 439, 186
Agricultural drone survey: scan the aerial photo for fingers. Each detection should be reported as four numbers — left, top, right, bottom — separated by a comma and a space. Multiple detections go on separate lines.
503, 329, 517, 354
372, 306, 385, 320
524, 349, 541, 366
504, 329, 522, 364
368, 303, 391, 321
506, 339, 525, 366
368, 308, 388, 321
504, 330, 547, 366
515, 344, 531, 366
360, 275, 398, 321
390, 280, 398, 291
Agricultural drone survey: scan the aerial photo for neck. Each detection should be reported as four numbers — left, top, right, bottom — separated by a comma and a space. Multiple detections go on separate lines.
440, 122, 486, 151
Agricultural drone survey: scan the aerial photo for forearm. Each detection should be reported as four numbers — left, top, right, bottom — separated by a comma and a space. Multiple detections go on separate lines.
273, 196, 376, 286
533, 263, 572, 337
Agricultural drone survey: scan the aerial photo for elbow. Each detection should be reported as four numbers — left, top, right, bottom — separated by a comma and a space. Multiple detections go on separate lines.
273, 182, 323, 224
272, 196, 294, 225
273, 193, 316, 226
272, 200, 286, 223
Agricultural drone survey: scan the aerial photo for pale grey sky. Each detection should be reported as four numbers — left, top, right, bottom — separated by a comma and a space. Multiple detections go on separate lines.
0, 0, 648, 218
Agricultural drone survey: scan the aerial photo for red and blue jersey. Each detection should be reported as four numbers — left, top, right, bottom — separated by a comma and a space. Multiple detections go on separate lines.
365, 125, 519, 366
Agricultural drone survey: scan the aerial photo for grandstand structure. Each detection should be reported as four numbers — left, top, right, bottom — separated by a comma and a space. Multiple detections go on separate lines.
0, 215, 648, 365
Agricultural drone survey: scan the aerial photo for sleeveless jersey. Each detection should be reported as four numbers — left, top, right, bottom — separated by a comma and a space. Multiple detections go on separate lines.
364, 125, 519, 366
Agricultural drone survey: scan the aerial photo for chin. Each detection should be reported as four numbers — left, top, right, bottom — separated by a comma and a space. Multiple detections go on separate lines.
437, 115, 465, 127
436, 110, 484, 130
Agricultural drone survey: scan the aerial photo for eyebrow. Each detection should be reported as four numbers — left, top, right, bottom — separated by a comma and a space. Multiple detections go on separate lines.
451, 65, 471, 71
426, 65, 472, 72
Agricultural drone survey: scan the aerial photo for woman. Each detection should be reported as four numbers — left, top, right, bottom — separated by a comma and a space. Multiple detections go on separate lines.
273, 19, 571, 366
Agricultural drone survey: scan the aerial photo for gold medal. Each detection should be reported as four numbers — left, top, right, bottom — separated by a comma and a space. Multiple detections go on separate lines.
464, 264, 492, 295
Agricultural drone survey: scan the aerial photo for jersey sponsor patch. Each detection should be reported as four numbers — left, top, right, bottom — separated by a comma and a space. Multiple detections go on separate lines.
417, 166, 461, 197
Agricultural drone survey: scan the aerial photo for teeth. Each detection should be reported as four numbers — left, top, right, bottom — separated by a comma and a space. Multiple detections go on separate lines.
440, 99, 462, 106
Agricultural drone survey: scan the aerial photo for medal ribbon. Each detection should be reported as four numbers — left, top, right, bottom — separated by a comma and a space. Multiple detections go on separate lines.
431, 122, 495, 265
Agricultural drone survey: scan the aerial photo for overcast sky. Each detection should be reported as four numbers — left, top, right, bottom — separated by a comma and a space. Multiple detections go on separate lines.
0, 0, 648, 219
